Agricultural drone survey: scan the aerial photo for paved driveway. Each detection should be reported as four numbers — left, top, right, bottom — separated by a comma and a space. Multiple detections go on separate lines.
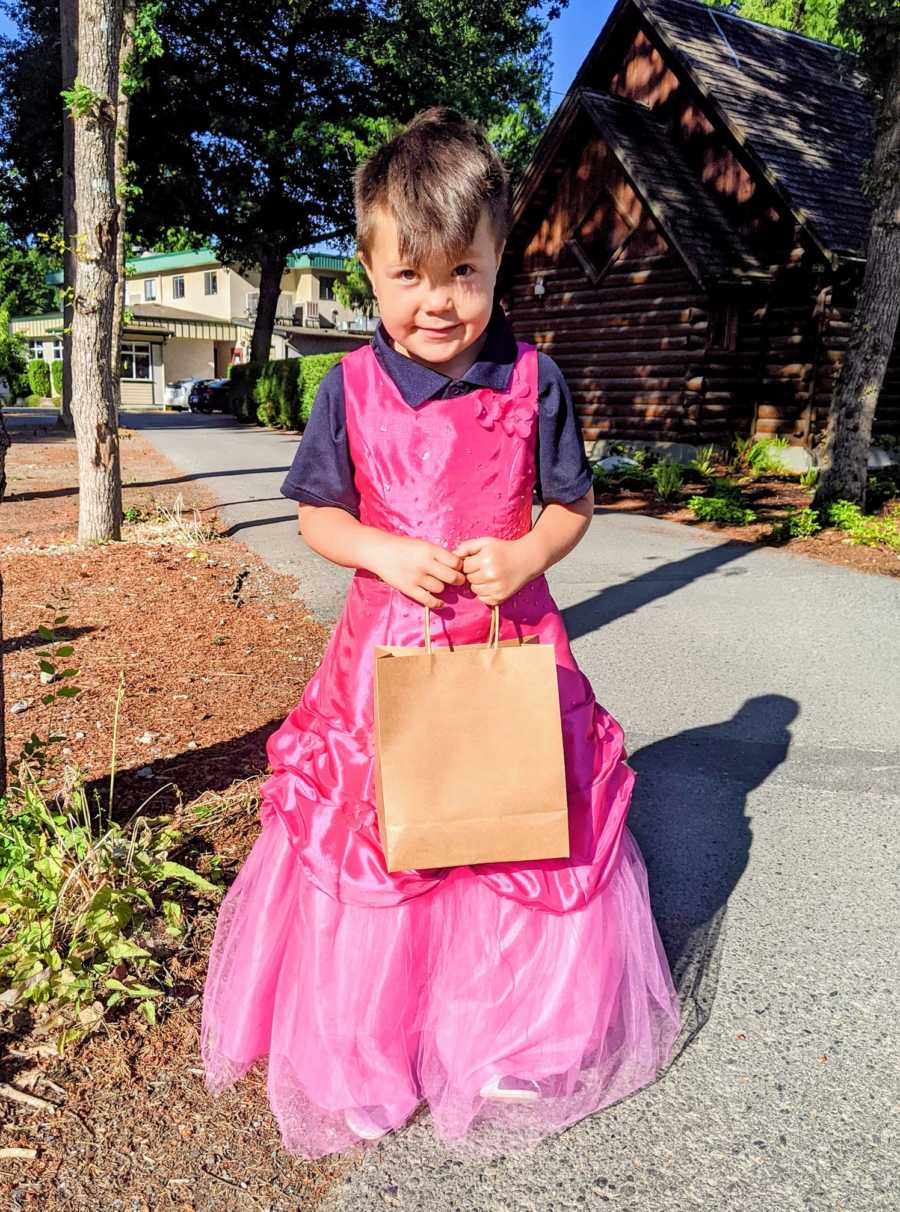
132, 410, 899, 1211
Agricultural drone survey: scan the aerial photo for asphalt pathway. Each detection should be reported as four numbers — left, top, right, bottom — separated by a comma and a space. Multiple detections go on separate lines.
126, 410, 899, 1210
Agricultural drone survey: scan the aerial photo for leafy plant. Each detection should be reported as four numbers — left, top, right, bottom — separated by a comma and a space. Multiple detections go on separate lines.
768, 507, 822, 542
800, 465, 819, 488
687, 494, 756, 525
729, 433, 791, 476
590, 464, 610, 492
651, 460, 683, 501
690, 445, 718, 478
825, 499, 900, 551
0, 773, 221, 1046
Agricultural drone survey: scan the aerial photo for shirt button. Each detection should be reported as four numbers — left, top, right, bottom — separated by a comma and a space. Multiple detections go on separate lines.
448, 381, 466, 397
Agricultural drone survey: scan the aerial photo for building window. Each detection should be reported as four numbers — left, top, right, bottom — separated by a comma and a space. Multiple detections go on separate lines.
143, 278, 157, 301
27, 339, 46, 360
204, 271, 218, 296
172, 274, 185, 299
709, 301, 738, 351
319, 276, 336, 301
52, 339, 63, 361
121, 341, 152, 380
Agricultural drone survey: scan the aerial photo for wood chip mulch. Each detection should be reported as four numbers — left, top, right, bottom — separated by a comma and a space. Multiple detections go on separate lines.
1, 419, 359, 1210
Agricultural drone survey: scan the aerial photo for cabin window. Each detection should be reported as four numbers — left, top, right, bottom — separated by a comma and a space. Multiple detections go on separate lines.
52, 339, 63, 360
319, 276, 336, 301
27, 339, 46, 360
121, 341, 152, 380
143, 278, 157, 301
172, 274, 185, 299
204, 271, 218, 296
710, 301, 738, 351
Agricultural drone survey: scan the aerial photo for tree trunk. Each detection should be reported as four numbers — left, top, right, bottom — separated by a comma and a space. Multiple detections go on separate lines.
71, 0, 124, 543
813, 48, 900, 512
59, 0, 78, 431
250, 249, 288, 362
111, 2, 136, 397
0, 411, 9, 795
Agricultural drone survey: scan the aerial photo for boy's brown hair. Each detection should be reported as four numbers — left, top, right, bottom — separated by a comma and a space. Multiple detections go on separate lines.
354, 107, 511, 267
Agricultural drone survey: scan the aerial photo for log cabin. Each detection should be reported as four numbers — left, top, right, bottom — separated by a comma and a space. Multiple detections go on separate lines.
500, 0, 900, 461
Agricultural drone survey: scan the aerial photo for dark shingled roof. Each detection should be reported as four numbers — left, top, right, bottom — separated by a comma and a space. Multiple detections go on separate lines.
579, 89, 767, 285
632, 0, 874, 259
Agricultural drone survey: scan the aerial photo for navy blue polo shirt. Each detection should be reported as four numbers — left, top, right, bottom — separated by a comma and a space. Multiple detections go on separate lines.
280, 305, 594, 516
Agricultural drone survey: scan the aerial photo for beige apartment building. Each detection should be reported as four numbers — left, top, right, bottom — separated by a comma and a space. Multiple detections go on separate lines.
8, 248, 376, 406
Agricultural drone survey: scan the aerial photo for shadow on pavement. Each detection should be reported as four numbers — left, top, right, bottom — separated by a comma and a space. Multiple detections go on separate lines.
627, 694, 798, 1062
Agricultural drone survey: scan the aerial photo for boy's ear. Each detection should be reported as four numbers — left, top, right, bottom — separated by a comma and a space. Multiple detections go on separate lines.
357, 250, 374, 284
494, 239, 507, 271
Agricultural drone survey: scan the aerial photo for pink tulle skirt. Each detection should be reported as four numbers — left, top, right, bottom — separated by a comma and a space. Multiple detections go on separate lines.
201, 815, 680, 1159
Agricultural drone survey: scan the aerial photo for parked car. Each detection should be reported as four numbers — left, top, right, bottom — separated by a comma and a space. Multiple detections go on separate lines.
189, 378, 231, 413
164, 377, 203, 410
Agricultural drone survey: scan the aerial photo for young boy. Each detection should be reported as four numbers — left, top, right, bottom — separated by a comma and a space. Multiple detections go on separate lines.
203, 108, 679, 1152
281, 106, 595, 612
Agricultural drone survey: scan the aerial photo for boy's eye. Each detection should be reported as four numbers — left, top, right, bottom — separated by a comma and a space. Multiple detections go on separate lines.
453, 264, 474, 278
399, 269, 418, 281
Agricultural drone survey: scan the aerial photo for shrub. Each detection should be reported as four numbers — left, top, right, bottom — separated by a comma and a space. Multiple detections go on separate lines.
729, 433, 791, 476
299, 353, 345, 425
226, 360, 266, 422
255, 358, 302, 429
799, 465, 819, 488
27, 357, 51, 398
50, 358, 64, 395
651, 459, 683, 500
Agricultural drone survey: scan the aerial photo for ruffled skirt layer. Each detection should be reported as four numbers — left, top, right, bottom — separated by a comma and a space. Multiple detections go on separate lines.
201, 818, 680, 1159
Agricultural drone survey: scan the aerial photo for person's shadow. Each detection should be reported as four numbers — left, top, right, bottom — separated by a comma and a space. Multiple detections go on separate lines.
625, 695, 798, 1059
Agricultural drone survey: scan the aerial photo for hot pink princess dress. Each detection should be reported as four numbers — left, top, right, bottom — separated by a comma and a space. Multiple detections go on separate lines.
201, 339, 680, 1158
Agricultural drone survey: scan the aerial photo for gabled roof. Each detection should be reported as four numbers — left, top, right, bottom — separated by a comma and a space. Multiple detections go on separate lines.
579, 89, 767, 286
575, 0, 873, 261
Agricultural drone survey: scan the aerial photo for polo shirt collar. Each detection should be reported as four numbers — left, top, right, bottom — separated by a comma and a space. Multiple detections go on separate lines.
371, 303, 517, 406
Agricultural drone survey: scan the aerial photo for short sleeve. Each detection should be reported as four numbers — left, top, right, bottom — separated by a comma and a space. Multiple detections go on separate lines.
535, 353, 594, 505
279, 364, 361, 518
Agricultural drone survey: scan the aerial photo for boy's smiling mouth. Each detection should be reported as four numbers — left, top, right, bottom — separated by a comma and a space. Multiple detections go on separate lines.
417, 323, 461, 337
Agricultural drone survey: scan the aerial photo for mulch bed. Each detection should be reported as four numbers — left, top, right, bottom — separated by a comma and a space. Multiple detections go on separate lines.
592, 474, 900, 579
1, 419, 357, 1210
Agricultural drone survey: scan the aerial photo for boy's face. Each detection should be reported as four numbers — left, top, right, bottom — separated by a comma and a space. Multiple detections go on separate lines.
360, 205, 503, 371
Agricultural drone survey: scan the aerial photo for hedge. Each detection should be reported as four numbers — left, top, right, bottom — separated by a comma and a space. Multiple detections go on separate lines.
27, 358, 51, 398
227, 352, 347, 429
299, 353, 345, 425
51, 359, 64, 395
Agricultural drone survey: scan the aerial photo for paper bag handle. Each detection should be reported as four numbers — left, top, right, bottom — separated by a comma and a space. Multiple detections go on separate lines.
423, 603, 499, 653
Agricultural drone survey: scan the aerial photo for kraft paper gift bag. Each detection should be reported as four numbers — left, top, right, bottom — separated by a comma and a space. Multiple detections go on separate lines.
373, 603, 570, 872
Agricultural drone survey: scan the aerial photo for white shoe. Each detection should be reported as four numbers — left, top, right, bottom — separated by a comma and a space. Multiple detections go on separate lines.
343, 1104, 398, 1140
478, 1074, 541, 1103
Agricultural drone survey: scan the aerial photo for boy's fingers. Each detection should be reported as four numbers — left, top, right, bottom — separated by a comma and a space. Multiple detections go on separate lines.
429, 559, 465, 585
452, 538, 484, 558
433, 546, 464, 570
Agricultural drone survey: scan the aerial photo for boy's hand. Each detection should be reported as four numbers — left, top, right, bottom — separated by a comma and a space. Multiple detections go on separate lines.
452, 536, 542, 606
371, 533, 466, 609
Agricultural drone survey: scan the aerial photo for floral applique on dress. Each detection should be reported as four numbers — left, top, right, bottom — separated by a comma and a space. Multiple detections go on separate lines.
472, 378, 536, 439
